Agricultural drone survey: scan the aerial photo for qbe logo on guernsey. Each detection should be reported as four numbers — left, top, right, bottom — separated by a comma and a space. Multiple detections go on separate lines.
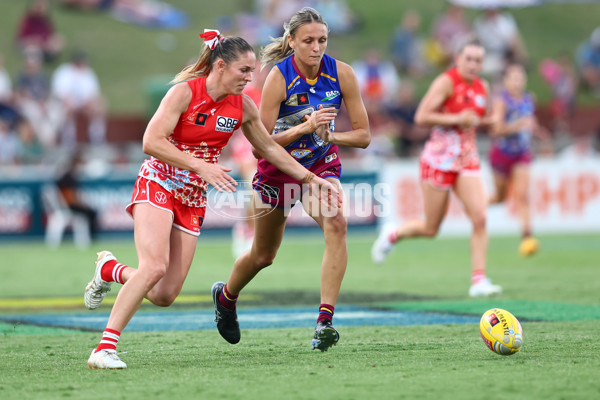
215, 116, 239, 133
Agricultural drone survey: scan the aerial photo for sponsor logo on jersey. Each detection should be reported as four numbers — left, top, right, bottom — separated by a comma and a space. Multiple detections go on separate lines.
325, 152, 338, 163
191, 100, 206, 113
215, 116, 239, 133
155, 192, 167, 204
191, 215, 203, 227
285, 92, 310, 106
194, 113, 208, 126
274, 108, 315, 133
309, 87, 316, 93
291, 149, 312, 159
322, 91, 340, 101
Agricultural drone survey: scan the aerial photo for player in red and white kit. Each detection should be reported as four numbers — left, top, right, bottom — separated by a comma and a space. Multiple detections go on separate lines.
371, 39, 502, 297
83, 30, 340, 369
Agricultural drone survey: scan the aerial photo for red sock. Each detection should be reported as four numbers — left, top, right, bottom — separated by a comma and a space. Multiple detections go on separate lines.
317, 304, 335, 323
471, 270, 485, 284
388, 230, 400, 244
218, 284, 238, 310
100, 261, 127, 284
95, 328, 121, 353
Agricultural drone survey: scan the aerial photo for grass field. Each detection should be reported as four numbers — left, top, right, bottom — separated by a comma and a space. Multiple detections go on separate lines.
1, 0, 600, 113
1, 232, 599, 399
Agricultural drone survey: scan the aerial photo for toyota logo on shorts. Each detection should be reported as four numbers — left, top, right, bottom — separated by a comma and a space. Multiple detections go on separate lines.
155, 192, 167, 204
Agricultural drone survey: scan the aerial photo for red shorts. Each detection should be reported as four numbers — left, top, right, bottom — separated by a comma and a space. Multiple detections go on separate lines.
420, 160, 480, 190
126, 177, 206, 236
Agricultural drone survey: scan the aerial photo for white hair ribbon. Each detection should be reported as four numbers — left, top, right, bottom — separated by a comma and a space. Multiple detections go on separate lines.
199, 29, 221, 50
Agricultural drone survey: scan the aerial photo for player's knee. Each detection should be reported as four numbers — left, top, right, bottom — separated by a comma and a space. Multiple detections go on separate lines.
151, 293, 177, 307
254, 251, 276, 268
423, 226, 439, 238
141, 262, 168, 287
323, 214, 347, 236
471, 211, 487, 231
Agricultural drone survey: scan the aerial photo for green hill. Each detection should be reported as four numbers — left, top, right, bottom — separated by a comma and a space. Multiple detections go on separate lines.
1, 0, 599, 114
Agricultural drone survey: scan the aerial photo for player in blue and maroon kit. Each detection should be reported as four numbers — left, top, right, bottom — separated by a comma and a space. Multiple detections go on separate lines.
489, 63, 545, 256
211, 7, 370, 351
83, 30, 340, 369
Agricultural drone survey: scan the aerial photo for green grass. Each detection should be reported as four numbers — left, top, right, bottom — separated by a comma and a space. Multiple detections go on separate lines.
1, 1, 600, 113
1, 233, 598, 303
0, 233, 599, 399
1, 323, 599, 400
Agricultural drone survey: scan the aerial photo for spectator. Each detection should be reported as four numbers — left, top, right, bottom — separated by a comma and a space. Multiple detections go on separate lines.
0, 55, 13, 104
576, 27, 600, 97
390, 9, 426, 77
56, 153, 98, 239
51, 50, 107, 147
352, 48, 400, 105
15, 47, 64, 148
0, 106, 24, 165
473, 8, 528, 81
384, 80, 429, 158
314, 0, 358, 34
430, 4, 471, 68
352, 48, 400, 136
18, 117, 44, 165
15, 0, 65, 64
539, 53, 578, 134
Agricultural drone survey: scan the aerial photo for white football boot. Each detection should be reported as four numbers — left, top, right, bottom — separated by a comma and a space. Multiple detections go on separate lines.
87, 349, 127, 369
84, 251, 116, 310
371, 224, 396, 265
469, 277, 503, 297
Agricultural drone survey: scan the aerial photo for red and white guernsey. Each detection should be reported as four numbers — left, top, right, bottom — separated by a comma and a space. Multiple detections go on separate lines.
420, 67, 487, 172
138, 77, 243, 207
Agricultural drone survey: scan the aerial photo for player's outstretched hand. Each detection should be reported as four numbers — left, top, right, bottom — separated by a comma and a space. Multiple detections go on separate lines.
195, 160, 238, 192
309, 176, 343, 210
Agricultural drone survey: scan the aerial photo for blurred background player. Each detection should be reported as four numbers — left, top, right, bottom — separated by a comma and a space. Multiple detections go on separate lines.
371, 39, 502, 298
488, 63, 549, 257
230, 59, 271, 259
211, 7, 370, 352
83, 30, 339, 369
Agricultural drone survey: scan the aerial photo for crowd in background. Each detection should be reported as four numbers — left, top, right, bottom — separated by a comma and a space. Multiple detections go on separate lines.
1, 0, 600, 170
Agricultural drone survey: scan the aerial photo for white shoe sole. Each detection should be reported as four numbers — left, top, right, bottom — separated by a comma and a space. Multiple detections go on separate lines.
84, 251, 115, 310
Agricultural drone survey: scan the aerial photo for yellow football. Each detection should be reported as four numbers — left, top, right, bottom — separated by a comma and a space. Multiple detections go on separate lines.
480, 308, 523, 356
519, 237, 539, 257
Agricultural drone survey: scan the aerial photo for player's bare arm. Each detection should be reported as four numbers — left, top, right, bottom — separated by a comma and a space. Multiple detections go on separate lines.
259, 66, 336, 149
316, 60, 370, 148
415, 74, 479, 129
142, 82, 237, 192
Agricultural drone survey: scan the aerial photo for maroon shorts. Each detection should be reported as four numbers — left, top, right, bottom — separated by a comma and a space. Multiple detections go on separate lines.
253, 165, 341, 209
126, 176, 206, 236
489, 147, 532, 177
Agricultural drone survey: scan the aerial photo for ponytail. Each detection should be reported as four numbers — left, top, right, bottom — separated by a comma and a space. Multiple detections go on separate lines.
171, 30, 254, 84
260, 7, 328, 67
